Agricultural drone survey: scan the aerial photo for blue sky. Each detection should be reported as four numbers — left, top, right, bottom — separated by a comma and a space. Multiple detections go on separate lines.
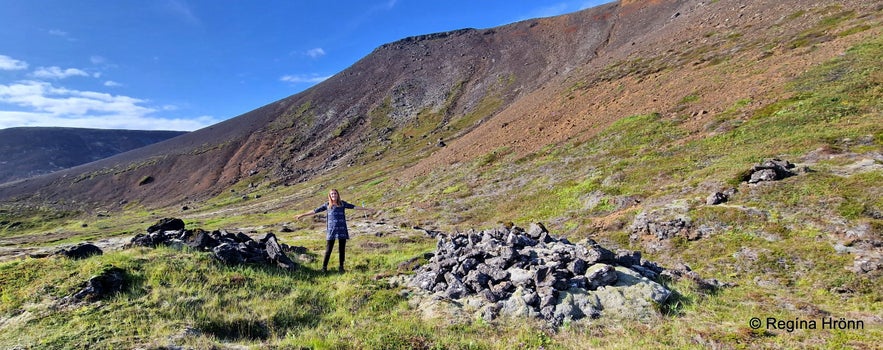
0, 0, 609, 131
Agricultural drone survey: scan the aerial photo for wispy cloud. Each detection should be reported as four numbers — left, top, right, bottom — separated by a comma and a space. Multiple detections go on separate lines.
48, 29, 69, 37
163, 0, 201, 26
280, 74, 330, 84
306, 48, 326, 59
515, 1, 604, 23
531, 4, 572, 18
104, 81, 122, 87
0, 80, 217, 131
33, 66, 90, 79
47, 29, 77, 42
0, 55, 28, 71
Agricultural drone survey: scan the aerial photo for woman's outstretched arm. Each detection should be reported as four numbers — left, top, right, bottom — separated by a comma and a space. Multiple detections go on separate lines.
352, 205, 378, 214
295, 211, 318, 220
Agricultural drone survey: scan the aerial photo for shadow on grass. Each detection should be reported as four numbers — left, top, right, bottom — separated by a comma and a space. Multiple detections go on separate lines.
659, 278, 729, 318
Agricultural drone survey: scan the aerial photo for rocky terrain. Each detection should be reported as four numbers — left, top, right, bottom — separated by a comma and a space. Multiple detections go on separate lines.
401, 223, 726, 327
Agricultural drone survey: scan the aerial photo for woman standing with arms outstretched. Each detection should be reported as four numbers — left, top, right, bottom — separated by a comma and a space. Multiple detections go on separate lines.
296, 189, 376, 273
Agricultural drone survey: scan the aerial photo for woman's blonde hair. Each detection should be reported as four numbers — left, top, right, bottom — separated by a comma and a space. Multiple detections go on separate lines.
327, 189, 341, 208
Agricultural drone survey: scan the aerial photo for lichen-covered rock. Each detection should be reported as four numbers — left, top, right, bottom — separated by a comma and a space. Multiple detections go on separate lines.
592, 267, 671, 321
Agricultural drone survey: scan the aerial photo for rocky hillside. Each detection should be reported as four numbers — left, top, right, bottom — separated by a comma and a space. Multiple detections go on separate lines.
0, 127, 186, 185
0, 0, 877, 218
0, 0, 735, 209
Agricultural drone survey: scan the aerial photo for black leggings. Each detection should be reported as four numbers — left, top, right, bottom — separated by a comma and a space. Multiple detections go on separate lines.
323, 238, 346, 271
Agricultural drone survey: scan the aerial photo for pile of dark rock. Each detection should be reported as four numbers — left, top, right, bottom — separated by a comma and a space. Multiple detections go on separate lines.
706, 158, 803, 206
55, 242, 103, 260
60, 266, 128, 304
630, 207, 694, 242
744, 158, 799, 184
406, 223, 721, 326
128, 218, 298, 270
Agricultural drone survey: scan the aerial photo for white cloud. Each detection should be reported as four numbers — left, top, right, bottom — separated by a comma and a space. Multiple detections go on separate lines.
0, 110, 217, 131
280, 74, 330, 84
48, 29, 69, 37
33, 66, 90, 79
306, 48, 326, 59
0, 80, 152, 116
0, 80, 219, 131
0, 55, 28, 71
164, 0, 201, 26
524, 4, 571, 20
90, 56, 106, 64
515, 1, 606, 23
104, 80, 122, 87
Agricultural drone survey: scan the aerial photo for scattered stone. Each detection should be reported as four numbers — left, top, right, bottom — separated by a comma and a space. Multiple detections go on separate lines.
147, 218, 185, 234
55, 243, 103, 260
745, 158, 797, 184
630, 210, 692, 241
660, 263, 733, 291
413, 226, 444, 238
706, 187, 737, 205
138, 176, 155, 186
262, 233, 297, 270
852, 254, 881, 275
706, 192, 728, 205
186, 230, 220, 251
65, 266, 127, 303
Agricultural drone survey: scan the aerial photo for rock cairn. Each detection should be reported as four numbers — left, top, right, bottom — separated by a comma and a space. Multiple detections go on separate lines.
407, 223, 715, 326
128, 218, 298, 270
745, 158, 798, 184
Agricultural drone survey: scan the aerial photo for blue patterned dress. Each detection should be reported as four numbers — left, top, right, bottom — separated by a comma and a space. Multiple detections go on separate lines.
313, 201, 356, 240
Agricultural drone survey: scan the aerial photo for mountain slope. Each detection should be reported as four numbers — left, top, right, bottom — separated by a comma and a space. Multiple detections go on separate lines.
0, 0, 878, 233
0, 127, 186, 185
2, 0, 878, 216
0, 0, 691, 210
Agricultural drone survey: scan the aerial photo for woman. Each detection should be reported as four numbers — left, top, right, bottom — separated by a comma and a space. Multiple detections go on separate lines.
295, 189, 376, 273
